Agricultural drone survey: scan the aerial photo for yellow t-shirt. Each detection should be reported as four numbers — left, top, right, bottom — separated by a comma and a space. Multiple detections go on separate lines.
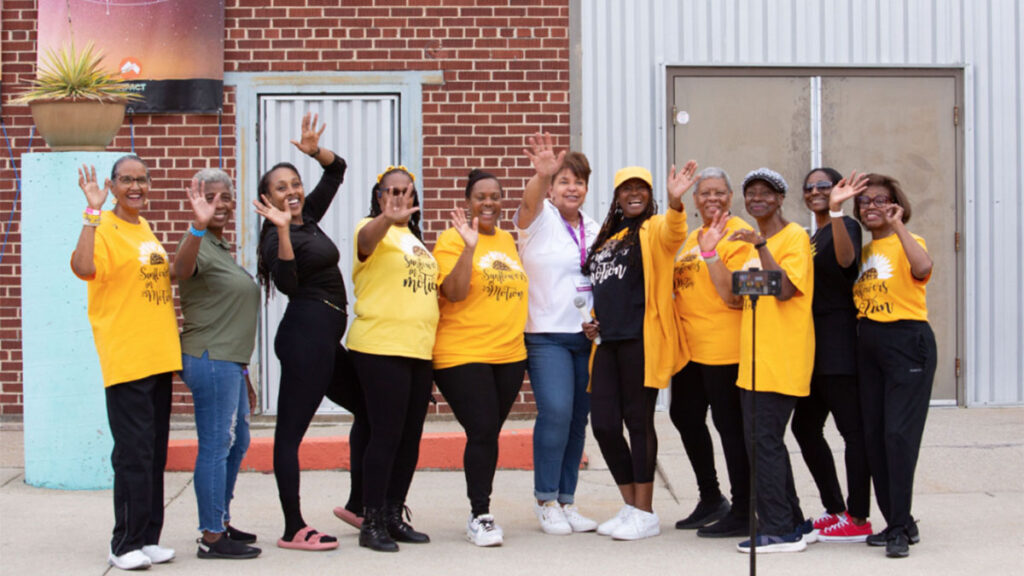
736, 222, 814, 397
347, 218, 440, 360
432, 227, 528, 369
72, 212, 182, 387
673, 215, 755, 365
853, 233, 930, 322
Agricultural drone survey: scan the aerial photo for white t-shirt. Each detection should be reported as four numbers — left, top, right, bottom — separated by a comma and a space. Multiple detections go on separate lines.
514, 199, 600, 333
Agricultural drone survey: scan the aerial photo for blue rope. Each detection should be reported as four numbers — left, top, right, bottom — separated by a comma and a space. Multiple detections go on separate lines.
0, 120, 34, 266
218, 108, 223, 169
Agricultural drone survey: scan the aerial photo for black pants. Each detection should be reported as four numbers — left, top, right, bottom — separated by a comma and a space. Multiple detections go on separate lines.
791, 373, 871, 518
350, 351, 433, 509
669, 361, 750, 515
858, 319, 936, 532
325, 345, 368, 514
105, 372, 172, 555
435, 361, 526, 516
591, 339, 659, 485
740, 389, 803, 536
273, 299, 348, 534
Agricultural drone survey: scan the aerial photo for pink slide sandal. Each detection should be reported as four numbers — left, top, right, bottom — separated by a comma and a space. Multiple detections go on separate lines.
276, 526, 339, 551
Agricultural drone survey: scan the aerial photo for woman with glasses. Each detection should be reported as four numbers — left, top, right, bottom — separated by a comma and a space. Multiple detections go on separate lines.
790, 168, 874, 543
836, 174, 935, 558
71, 155, 182, 570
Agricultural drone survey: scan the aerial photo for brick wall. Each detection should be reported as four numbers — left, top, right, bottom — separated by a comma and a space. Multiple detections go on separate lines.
0, 0, 571, 417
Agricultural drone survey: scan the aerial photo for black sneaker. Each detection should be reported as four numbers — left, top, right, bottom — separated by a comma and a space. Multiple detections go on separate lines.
867, 520, 920, 547
697, 511, 749, 538
225, 524, 257, 544
886, 531, 910, 558
197, 536, 262, 560
675, 496, 730, 529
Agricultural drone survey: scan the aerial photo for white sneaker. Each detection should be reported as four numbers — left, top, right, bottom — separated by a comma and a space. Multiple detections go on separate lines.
597, 505, 635, 536
534, 501, 572, 535
561, 504, 598, 532
108, 549, 152, 571
140, 544, 175, 564
466, 514, 504, 547
611, 508, 661, 541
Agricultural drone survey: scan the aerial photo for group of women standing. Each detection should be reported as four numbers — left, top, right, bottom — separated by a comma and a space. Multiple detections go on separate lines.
73, 117, 936, 568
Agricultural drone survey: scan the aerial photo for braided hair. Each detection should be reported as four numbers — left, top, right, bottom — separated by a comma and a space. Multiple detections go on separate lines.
584, 183, 657, 274
256, 162, 300, 295
370, 167, 423, 241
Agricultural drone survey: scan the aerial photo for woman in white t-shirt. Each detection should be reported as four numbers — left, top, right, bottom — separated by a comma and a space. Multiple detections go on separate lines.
514, 133, 599, 535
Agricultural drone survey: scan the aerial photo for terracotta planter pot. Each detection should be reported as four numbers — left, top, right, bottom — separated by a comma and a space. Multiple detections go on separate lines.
29, 99, 126, 151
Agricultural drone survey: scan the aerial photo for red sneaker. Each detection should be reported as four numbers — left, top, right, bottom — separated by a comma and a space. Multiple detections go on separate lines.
812, 511, 842, 531
818, 512, 873, 543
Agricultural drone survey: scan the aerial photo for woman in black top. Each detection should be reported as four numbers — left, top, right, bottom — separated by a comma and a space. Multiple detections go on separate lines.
253, 113, 363, 551
791, 167, 873, 542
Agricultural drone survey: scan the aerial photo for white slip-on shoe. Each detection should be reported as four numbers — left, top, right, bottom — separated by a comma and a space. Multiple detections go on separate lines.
597, 505, 635, 536
561, 504, 598, 532
108, 549, 152, 571
611, 508, 661, 541
140, 544, 175, 564
534, 501, 572, 535
466, 514, 504, 547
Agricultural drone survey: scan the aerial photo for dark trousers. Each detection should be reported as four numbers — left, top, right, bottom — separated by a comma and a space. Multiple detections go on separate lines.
858, 319, 936, 532
669, 361, 750, 515
105, 372, 172, 555
435, 361, 526, 516
325, 345, 368, 514
792, 373, 871, 518
273, 299, 348, 534
350, 351, 433, 509
591, 339, 659, 485
740, 389, 802, 536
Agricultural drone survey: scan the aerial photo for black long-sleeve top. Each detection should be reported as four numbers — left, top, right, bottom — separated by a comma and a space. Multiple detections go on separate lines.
259, 156, 348, 309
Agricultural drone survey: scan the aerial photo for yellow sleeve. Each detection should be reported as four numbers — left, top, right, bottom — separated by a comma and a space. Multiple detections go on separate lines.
658, 207, 689, 252
721, 239, 755, 272
431, 227, 465, 287
778, 228, 812, 296
911, 234, 931, 285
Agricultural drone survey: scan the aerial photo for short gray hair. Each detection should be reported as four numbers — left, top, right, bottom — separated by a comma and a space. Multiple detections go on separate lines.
192, 168, 234, 195
695, 166, 733, 192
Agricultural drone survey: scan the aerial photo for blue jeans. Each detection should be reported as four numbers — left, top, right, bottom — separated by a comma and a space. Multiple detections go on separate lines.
181, 352, 251, 533
525, 332, 591, 503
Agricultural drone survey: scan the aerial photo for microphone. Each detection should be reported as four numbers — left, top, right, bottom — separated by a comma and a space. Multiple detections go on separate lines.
573, 295, 601, 346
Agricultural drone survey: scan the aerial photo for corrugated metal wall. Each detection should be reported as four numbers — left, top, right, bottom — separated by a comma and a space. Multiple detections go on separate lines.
578, 0, 1023, 405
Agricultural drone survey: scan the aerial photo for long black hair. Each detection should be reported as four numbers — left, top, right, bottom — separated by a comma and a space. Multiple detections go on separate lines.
370, 167, 423, 241
583, 183, 657, 274
256, 162, 300, 292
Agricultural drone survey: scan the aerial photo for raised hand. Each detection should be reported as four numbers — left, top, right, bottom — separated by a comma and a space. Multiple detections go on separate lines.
667, 160, 699, 206
381, 183, 420, 224
290, 111, 326, 156
729, 227, 763, 246
252, 194, 292, 229
523, 132, 565, 178
451, 208, 479, 249
829, 170, 869, 211
884, 203, 905, 227
697, 209, 730, 252
186, 178, 216, 229
78, 164, 110, 210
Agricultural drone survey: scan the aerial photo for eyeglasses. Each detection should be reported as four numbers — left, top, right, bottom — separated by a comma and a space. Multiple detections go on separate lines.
695, 189, 730, 199
803, 181, 834, 192
116, 175, 150, 187
855, 195, 893, 207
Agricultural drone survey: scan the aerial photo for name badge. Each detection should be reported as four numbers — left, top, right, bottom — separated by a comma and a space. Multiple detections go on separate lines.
573, 276, 593, 292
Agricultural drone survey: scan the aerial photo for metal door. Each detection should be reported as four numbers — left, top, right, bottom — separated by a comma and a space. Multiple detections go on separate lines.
258, 94, 400, 414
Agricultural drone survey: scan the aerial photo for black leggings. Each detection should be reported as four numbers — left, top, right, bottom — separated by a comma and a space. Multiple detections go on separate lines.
435, 361, 526, 516
791, 373, 871, 518
669, 361, 750, 514
350, 351, 433, 510
325, 345, 368, 514
590, 338, 659, 485
858, 319, 936, 532
273, 299, 348, 538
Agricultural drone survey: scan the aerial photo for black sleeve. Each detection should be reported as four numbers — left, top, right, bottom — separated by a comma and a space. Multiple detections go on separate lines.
302, 156, 347, 224
260, 224, 299, 295
841, 216, 863, 279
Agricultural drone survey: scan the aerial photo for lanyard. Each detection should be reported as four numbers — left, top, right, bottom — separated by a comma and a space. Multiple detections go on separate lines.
562, 215, 586, 268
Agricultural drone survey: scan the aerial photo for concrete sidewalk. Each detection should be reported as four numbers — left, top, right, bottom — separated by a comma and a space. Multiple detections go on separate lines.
1, 407, 1022, 576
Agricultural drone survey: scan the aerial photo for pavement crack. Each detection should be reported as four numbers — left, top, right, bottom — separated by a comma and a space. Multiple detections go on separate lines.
1, 472, 23, 488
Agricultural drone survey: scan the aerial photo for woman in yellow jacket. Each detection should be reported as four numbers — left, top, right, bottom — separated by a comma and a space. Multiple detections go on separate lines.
582, 162, 696, 541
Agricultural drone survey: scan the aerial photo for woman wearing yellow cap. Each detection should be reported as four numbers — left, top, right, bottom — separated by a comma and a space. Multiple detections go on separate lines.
583, 162, 696, 540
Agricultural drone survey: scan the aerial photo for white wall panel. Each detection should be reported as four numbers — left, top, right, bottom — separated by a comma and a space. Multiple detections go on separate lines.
578, 0, 1023, 405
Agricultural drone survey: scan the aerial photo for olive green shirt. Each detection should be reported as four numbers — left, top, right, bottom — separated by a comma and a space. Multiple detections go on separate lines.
178, 233, 260, 364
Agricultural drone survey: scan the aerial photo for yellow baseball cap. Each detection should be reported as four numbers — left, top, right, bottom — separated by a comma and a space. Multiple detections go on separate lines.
613, 166, 653, 190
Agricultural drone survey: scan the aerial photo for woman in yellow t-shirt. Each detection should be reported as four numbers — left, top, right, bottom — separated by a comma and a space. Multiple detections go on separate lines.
842, 174, 935, 558
347, 166, 438, 553
701, 167, 814, 553
71, 156, 182, 570
432, 169, 529, 547
583, 162, 694, 541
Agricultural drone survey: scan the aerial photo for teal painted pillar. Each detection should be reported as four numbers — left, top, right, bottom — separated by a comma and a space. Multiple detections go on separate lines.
21, 152, 122, 490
